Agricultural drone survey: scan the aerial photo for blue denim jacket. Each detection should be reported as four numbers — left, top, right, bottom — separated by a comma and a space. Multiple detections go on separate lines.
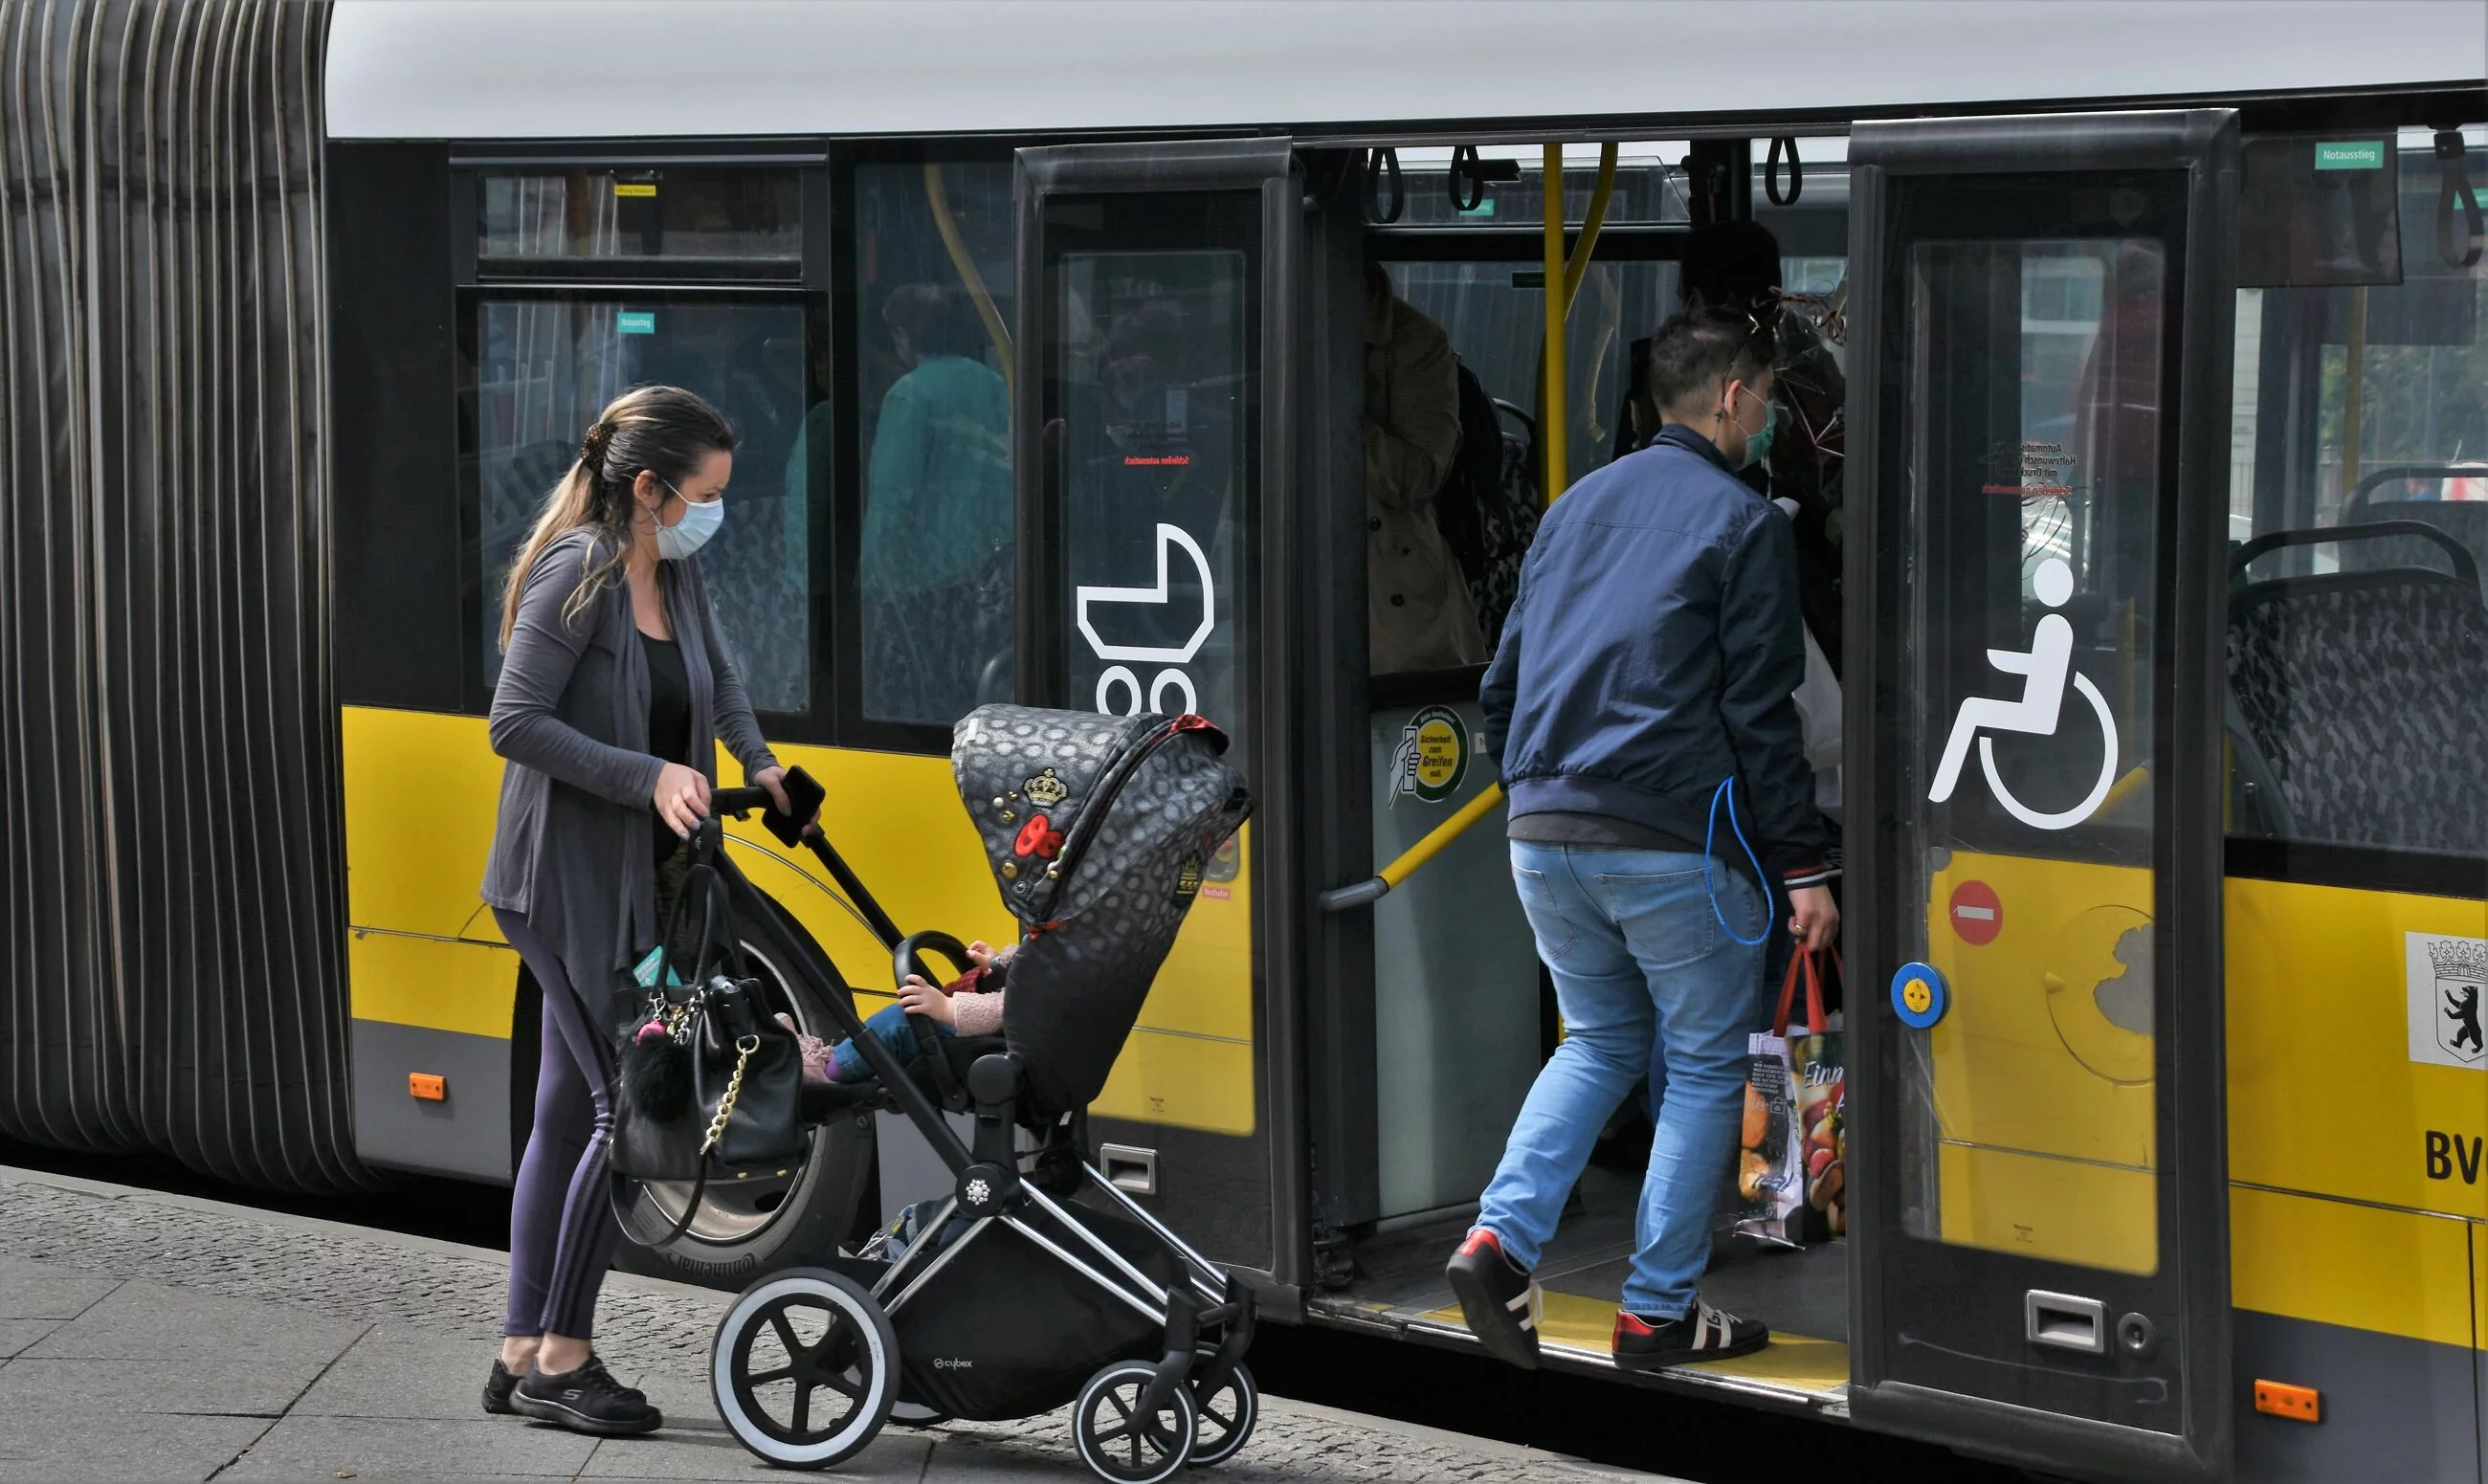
1479, 426, 1835, 889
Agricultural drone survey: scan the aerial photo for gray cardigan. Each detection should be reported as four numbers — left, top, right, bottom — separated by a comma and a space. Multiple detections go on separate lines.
481, 528, 779, 1032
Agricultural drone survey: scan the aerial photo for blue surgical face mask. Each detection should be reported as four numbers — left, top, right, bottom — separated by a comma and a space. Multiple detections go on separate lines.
655, 478, 724, 561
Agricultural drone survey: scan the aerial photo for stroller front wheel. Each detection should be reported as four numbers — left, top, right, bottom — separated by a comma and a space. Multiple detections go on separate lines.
1074, 1359, 1198, 1484
711, 1267, 900, 1470
1186, 1351, 1257, 1467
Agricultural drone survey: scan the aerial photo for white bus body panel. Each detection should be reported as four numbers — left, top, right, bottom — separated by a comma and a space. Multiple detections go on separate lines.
327, 0, 2483, 142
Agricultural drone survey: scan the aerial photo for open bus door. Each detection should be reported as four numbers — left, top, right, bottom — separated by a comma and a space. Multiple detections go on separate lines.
1844, 111, 2240, 1479
1010, 139, 1332, 1300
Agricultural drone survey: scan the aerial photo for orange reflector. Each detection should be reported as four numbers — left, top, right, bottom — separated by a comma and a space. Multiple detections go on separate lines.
408, 1073, 447, 1101
2254, 1381, 2321, 1423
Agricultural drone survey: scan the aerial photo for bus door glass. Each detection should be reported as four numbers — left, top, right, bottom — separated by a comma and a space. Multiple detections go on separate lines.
1847, 112, 2239, 1480
1013, 141, 1296, 1279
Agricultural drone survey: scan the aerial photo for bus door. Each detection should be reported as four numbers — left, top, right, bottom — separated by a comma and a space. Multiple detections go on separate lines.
1845, 111, 2239, 1480
1011, 139, 1312, 1292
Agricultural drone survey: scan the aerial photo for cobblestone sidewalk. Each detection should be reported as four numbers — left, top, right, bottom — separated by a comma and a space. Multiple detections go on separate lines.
0, 1166, 1658, 1482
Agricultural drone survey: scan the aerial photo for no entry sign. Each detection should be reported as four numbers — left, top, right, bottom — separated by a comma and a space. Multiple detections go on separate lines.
1949, 880, 2003, 945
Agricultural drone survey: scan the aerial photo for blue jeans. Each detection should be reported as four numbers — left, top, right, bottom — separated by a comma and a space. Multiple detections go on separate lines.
1478, 843, 1766, 1318
832, 1002, 954, 1083
1649, 877, 1787, 1109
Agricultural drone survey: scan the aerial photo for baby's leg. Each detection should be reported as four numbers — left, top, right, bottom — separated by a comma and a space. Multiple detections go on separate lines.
831, 1003, 930, 1083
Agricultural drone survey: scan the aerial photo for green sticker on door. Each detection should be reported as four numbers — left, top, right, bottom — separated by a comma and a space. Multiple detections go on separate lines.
615, 311, 656, 335
2314, 141, 2386, 171
1392, 706, 1469, 805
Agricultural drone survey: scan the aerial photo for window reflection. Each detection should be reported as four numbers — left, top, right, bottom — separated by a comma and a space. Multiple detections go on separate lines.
1055, 242, 1250, 750
478, 168, 800, 263
475, 299, 811, 713
849, 164, 1016, 727
2225, 131, 2488, 862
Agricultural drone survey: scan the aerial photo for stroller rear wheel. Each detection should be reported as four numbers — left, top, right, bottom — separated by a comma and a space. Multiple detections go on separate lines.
1186, 1349, 1257, 1467
711, 1267, 899, 1470
1074, 1359, 1198, 1484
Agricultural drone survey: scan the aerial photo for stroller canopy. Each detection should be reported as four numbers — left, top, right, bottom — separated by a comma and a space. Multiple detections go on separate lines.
951, 705, 1252, 1115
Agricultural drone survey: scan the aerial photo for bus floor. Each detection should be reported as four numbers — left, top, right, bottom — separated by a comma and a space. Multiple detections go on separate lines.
1308, 1163, 1852, 1415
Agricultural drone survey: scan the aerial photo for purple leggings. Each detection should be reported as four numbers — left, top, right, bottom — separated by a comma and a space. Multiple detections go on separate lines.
498, 908, 622, 1340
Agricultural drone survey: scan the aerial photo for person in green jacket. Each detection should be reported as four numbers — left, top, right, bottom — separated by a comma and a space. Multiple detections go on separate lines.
854, 283, 1011, 722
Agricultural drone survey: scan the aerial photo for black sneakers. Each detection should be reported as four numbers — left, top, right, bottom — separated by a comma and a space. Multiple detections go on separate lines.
513, 1354, 663, 1436
1445, 1229, 1543, 1371
1612, 1299, 1769, 1370
482, 1357, 523, 1416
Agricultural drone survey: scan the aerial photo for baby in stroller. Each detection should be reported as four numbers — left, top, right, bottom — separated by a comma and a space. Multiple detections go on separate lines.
781, 940, 1011, 1083
704, 705, 1257, 1483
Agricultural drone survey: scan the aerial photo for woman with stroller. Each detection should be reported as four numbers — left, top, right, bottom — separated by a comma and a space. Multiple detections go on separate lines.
478, 385, 809, 1436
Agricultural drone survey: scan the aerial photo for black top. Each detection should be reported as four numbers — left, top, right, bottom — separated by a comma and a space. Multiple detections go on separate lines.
643, 630, 693, 866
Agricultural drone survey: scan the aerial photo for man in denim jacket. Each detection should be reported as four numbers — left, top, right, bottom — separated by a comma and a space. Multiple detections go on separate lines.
1447, 308, 1839, 1374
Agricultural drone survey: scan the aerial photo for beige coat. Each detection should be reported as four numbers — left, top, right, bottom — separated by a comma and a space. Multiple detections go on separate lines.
1366, 290, 1485, 673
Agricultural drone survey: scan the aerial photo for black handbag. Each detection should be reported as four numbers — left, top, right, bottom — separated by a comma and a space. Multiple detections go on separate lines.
610, 857, 805, 1239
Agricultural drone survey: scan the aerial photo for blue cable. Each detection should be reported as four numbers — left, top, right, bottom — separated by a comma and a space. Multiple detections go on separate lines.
1704, 777, 1774, 946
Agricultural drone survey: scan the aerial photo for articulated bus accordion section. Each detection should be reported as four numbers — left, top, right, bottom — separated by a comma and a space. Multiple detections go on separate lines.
0, 0, 359, 1189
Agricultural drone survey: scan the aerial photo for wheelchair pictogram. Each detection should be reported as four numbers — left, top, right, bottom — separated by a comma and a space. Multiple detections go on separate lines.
1927, 557, 2119, 831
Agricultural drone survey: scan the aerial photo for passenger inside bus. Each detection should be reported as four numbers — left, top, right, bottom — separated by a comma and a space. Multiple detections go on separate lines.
1365, 265, 1484, 675
1677, 221, 1847, 671
856, 284, 1012, 724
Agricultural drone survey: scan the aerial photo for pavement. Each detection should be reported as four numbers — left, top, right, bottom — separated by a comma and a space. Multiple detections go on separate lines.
0, 1165, 1664, 1483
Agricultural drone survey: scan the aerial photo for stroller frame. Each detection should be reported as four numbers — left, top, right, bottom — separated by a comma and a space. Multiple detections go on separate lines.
675, 778, 1257, 1479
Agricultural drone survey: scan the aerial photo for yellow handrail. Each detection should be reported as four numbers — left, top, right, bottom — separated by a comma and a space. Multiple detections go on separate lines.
1325, 143, 1618, 912
925, 162, 1013, 398
1541, 144, 1568, 507
1381, 786, 1509, 892
1561, 142, 1618, 317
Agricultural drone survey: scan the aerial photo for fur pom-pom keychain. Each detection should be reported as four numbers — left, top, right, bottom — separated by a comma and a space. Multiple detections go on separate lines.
619, 1006, 696, 1123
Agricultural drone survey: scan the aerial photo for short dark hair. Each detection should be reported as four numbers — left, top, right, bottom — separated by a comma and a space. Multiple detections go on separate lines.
882, 282, 986, 360
1681, 220, 1783, 310
1645, 308, 1776, 415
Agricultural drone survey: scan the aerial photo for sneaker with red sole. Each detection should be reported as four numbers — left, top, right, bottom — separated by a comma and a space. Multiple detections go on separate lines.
1612, 1299, 1768, 1371
1445, 1229, 1543, 1370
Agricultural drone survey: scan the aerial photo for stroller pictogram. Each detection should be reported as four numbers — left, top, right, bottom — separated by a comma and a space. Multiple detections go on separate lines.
1076, 522, 1217, 718
1927, 558, 2121, 831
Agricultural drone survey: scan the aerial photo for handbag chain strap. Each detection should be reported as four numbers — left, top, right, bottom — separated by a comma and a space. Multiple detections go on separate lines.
698, 1034, 764, 1158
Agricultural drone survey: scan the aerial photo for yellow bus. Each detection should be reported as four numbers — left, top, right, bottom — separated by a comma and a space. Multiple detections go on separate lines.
305, 4, 2487, 1478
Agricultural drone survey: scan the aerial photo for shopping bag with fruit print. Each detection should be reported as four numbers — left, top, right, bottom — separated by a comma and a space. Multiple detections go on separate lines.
1790, 958, 1846, 1242
1732, 949, 1838, 1248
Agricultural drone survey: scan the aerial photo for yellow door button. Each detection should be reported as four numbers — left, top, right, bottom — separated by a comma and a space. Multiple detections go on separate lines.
1891, 962, 1948, 1029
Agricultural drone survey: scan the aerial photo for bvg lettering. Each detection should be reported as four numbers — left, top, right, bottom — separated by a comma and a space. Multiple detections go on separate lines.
2425, 1129, 2484, 1184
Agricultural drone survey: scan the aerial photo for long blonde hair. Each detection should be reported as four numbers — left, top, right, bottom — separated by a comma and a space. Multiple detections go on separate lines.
497, 385, 737, 650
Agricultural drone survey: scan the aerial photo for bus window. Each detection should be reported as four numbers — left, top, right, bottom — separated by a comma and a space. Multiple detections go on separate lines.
1383, 259, 1671, 497
478, 167, 801, 270
2226, 128, 2488, 866
1051, 215, 1254, 751
472, 298, 813, 714
849, 162, 1015, 731
1895, 228, 2171, 1273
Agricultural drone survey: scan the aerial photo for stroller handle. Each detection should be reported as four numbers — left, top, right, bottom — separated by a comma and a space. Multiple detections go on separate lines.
708, 786, 774, 818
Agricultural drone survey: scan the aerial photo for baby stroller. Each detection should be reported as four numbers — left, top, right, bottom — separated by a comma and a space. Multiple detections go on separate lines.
678, 705, 1255, 1482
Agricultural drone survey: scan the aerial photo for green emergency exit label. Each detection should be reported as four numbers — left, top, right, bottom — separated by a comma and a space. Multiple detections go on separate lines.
615, 311, 655, 335
2315, 142, 2386, 170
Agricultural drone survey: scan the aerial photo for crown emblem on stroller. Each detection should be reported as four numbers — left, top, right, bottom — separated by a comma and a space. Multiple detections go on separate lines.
1023, 768, 1070, 808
